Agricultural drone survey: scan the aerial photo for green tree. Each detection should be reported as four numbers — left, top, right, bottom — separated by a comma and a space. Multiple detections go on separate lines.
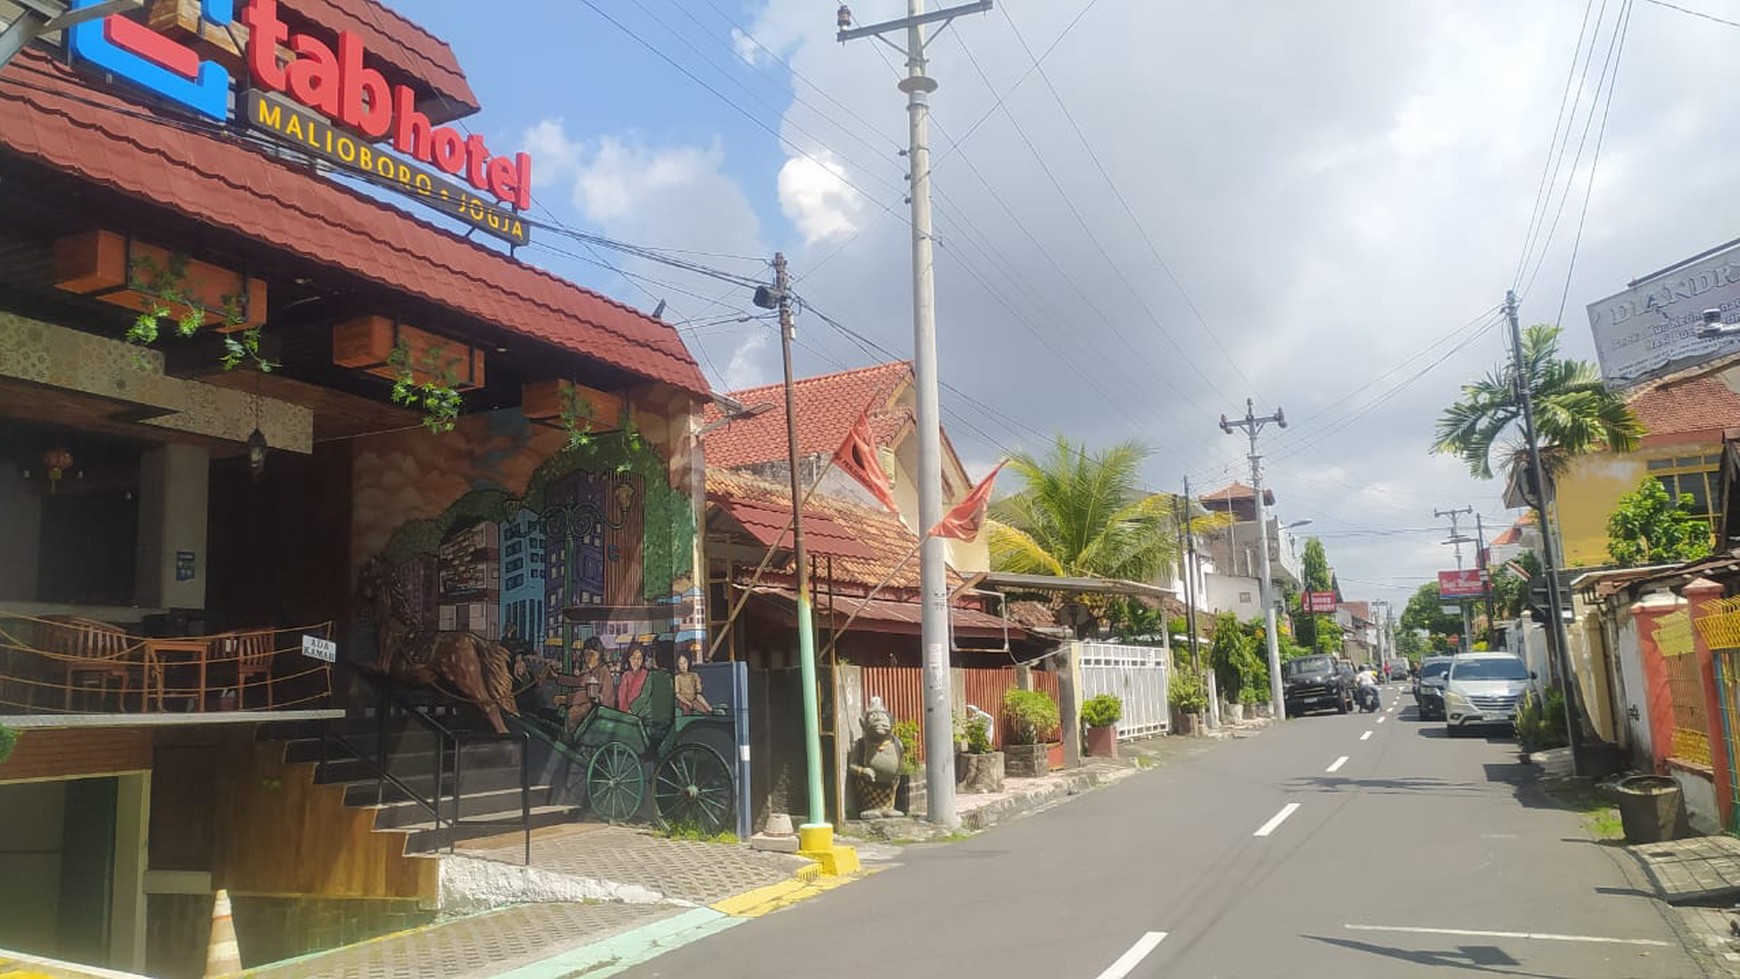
1290, 537, 1334, 651
1207, 612, 1265, 704
1401, 581, 1464, 645
1490, 551, 1540, 619
1432, 324, 1642, 481
1394, 627, 1426, 661
1606, 478, 1714, 567
989, 436, 1212, 583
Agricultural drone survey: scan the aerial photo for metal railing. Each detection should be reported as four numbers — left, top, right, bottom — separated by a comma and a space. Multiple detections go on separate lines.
320, 674, 531, 864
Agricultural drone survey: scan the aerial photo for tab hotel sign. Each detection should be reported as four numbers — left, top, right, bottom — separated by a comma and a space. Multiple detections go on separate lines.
67, 0, 532, 245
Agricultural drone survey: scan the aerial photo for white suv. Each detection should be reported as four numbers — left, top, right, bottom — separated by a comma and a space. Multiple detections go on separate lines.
1443, 652, 1534, 736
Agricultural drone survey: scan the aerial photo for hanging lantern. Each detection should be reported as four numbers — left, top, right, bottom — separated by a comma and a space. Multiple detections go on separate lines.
42, 447, 72, 495
246, 428, 268, 479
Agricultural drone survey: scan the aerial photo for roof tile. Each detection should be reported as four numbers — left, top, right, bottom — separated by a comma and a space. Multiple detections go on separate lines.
0, 53, 705, 395
1628, 370, 1740, 438
282, 0, 478, 116
702, 361, 911, 468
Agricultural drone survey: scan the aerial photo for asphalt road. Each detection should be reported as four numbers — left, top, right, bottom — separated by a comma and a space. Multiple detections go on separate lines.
622, 686, 1701, 979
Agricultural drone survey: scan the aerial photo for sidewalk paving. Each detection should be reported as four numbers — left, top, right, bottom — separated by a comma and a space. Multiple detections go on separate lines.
237, 730, 1232, 978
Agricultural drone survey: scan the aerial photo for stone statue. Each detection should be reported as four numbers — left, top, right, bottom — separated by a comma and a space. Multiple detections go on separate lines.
848, 697, 905, 819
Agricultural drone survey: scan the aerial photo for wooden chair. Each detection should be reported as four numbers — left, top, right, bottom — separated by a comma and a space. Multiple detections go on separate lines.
43, 616, 141, 712
218, 630, 277, 708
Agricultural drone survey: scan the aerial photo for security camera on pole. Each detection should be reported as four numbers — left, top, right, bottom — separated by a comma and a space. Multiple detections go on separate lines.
1219, 400, 1288, 719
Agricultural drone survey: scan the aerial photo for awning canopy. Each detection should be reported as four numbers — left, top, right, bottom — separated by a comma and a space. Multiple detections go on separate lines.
710, 497, 876, 560
976, 571, 1177, 600
746, 587, 1016, 640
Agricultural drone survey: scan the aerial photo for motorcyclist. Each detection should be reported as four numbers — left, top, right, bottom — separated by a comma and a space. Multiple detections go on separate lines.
1354, 666, 1380, 712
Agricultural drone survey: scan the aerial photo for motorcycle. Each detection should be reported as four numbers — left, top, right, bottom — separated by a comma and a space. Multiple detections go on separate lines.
1357, 685, 1381, 713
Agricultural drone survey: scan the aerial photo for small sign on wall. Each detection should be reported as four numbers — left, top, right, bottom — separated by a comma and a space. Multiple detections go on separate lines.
301, 635, 337, 663
175, 550, 196, 582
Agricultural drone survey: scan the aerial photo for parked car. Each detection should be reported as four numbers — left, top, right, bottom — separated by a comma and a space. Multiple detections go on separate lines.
1384, 659, 1411, 682
1443, 652, 1534, 736
1412, 655, 1454, 720
1283, 654, 1354, 716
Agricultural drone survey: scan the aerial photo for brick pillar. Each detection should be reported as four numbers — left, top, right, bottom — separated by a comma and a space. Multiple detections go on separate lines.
1685, 577, 1733, 830
1631, 600, 1681, 774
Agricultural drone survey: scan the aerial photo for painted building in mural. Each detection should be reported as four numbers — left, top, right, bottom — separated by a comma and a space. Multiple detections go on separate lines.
500, 508, 546, 650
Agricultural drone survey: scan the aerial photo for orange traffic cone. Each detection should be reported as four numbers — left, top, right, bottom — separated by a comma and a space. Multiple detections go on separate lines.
204, 888, 241, 978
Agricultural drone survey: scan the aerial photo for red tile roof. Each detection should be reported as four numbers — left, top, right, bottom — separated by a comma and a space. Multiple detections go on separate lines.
710, 496, 875, 561
1490, 526, 1522, 546
283, 0, 478, 118
1338, 600, 1371, 623
703, 361, 911, 469
1202, 481, 1275, 505
0, 53, 705, 395
1628, 371, 1740, 438
707, 468, 968, 593
749, 587, 1013, 639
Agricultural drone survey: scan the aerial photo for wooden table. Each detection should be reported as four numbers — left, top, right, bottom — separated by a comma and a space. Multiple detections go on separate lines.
144, 638, 211, 712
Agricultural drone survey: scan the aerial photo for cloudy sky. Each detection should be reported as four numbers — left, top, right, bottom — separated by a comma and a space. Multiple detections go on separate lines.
404, 0, 1740, 606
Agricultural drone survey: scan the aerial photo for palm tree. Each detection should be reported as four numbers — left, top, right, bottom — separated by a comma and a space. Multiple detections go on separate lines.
1433, 324, 1642, 479
987, 436, 1193, 582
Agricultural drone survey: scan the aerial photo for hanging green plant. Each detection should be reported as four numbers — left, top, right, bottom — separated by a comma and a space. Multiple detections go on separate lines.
557, 381, 598, 449
388, 340, 464, 433
0, 724, 18, 766
125, 252, 272, 373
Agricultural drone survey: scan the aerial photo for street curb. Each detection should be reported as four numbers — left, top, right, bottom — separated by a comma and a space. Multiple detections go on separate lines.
476, 867, 876, 978
960, 769, 1101, 831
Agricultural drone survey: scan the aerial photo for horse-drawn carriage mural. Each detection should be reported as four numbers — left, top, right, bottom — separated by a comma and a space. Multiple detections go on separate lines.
348, 402, 744, 835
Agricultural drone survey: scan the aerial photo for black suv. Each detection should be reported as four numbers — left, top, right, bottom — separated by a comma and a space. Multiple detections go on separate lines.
1283, 654, 1354, 716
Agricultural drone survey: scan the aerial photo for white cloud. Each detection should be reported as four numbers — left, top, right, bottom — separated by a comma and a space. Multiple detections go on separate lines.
521, 118, 585, 188
777, 151, 864, 244
723, 330, 770, 391
730, 27, 762, 66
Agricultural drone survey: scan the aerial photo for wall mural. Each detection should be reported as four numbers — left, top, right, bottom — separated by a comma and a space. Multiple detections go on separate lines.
350, 398, 741, 834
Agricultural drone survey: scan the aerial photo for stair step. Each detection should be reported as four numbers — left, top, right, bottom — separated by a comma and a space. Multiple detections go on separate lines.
371, 785, 554, 829
402, 804, 577, 853
339, 765, 530, 806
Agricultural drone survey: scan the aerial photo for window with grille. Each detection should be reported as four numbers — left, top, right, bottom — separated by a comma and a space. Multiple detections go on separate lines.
1645, 453, 1723, 538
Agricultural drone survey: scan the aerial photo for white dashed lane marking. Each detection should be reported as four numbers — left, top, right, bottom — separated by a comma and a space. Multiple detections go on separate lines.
1254, 803, 1302, 838
1361, 731, 1373, 740
1326, 756, 1349, 773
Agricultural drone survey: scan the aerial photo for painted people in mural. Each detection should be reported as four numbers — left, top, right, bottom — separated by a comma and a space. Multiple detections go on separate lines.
354, 410, 740, 829
674, 648, 712, 716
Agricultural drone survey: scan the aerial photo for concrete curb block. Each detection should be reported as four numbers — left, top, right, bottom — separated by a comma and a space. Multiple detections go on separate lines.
437, 853, 670, 915
959, 769, 1101, 832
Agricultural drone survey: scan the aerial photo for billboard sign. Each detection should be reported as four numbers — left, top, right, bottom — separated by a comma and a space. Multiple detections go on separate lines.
1302, 591, 1338, 614
1438, 569, 1486, 599
1586, 238, 1740, 389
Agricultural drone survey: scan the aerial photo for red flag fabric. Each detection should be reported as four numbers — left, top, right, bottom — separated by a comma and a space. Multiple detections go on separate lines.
832, 411, 899, 512
930, 461, 1005, 541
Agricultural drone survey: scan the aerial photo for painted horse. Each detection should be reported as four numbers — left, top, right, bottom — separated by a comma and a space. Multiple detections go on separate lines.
356, 556, 518, 734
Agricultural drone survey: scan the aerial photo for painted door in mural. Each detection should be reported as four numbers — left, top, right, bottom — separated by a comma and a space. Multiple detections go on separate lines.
541, 469, 608, 661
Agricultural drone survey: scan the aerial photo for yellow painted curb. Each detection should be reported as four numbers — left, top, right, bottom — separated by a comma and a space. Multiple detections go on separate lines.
797, 843, 860, 876
709, 867, 878, 919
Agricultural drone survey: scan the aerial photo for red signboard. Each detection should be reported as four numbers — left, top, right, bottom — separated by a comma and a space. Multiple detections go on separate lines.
1438, 569, 1486, 599
1302, 591, 1338, 614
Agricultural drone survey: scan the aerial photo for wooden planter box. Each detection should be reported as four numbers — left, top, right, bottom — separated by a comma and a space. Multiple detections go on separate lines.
521, 379, 625, 432
53, 229, 267, 332
332, 315, 486, 390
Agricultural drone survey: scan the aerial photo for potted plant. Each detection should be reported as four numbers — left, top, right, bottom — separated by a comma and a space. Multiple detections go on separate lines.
1002, 688, 1060, 777
954, 713, 1004, 793
1238, 685, 1268, 722
1081, 693, 1122, 758
892, 718, 923, 813
1170, 668, 1209, 736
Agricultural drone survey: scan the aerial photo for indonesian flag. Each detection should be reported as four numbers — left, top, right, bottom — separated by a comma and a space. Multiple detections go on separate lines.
833, 411, 899, 512
930, 461, 1006, 541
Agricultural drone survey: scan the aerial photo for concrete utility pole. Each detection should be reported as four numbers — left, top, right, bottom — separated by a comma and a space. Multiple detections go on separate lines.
1435, 506, 1477, 654
838, 0, 990, 828
767, 253, 827, 841
1179, 477, 1202, 679
1474, 512, 1497, 643
1220, 400, 1288, 719
1505, 289, 1582, 774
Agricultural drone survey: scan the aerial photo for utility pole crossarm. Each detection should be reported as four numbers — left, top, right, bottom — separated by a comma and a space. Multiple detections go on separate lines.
1219, 399, 1289, 721
836, 0, 993, 42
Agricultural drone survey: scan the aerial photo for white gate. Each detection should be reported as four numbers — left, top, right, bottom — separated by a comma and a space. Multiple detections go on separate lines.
1078, 642, 1170, 739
